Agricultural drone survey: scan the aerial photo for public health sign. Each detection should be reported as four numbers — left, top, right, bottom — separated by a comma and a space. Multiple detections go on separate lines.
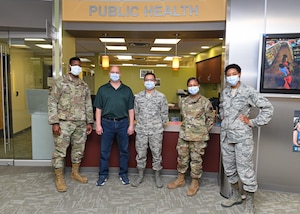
62, 0, 226, 23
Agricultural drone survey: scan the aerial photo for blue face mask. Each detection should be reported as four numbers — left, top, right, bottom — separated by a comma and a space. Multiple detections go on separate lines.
188, 86, 200, 95
144, 81, 155, 90
226, 75, 240, 86
110, 73, 120, 82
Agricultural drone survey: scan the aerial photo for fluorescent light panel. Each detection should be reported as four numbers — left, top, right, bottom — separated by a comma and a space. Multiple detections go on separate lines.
11, 44, 29, 48
80, 58, 91, 62
24, 38, 46, 41
99, 38, 125, 43
35, 44, 53, 49
164, 56, 181, 61
151, 47, 172, 51
164, 56, 173, 61
116, 55, 132, 60
106, 46, 127, 50
154, 39, 181, 44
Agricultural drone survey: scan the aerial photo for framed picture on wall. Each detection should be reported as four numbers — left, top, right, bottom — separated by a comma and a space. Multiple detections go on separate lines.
155, 78, 161, 87
140, 69, 154, 79
259, 33, 300, 94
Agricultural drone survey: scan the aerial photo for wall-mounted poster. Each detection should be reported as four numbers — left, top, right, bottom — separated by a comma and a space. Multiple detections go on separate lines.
155, 78, 161, 87
260, 33, 300, 95
292, 110, 300, 152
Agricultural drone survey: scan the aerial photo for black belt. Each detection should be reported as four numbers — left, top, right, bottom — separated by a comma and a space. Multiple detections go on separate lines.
102, 117, 127, 121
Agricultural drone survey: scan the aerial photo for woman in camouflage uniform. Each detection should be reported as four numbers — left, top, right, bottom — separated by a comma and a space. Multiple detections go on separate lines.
167, 77, 215, 196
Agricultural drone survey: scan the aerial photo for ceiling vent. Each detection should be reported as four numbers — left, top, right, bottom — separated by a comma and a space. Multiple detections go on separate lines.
129, 42, 150, 47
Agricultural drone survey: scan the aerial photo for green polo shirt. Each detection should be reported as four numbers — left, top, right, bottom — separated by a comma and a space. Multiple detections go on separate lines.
94, 82, 134, 118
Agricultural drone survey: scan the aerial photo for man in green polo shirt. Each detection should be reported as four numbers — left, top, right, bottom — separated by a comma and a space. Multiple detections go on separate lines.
94, 65, 135, 186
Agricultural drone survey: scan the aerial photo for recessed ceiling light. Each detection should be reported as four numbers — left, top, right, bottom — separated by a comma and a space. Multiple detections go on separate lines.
151, 47, 172, 51
164, 56, 173, 61
106, 46, 127, 50
201, 46, 210, 49
190, 52, 198, 55
11, 44, 30, 48
154, 39, 181, 44
156, 64, 168, 67
35, 44, 53, 49
24, 38, 46, 41
122, 63, 135, 66
99, 38, 125, 43
80, 58, 91, 62
116, 55, 132, 60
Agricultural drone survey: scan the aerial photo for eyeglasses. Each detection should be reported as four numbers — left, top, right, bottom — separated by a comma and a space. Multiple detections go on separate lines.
145, 79, 155, 81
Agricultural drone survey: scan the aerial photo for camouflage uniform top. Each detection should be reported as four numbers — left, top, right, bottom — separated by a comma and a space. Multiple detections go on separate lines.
219, 82, 274, 142
48, 73, 94, 125
179, 94, 215, 142
134, 90, 169, 135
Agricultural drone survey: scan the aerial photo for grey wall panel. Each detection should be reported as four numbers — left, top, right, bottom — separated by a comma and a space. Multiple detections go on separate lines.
0, 0, 52, 29
226, 0, 266, 89
265, 0, 300, 34
258, 97, 300, 192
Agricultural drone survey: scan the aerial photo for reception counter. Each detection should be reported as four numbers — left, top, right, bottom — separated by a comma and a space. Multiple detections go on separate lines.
66, 123, 220, 174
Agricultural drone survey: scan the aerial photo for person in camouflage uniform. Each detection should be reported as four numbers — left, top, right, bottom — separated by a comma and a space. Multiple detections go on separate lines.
219, 64, 274, 214
167, 77, 214, 196
131, 72, 169, 188
48, 57, 94, 192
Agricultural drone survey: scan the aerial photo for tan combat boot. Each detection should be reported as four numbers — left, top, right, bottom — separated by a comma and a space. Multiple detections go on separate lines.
71, 163, 88, 183
244, 191, 255, 214
187, 178, 199, 196
54, 168, 67, 192
167, 173, 185, 189
221, 182, 243, 207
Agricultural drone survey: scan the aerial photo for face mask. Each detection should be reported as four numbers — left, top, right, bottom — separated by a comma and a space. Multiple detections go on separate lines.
110, 73, 120, 82
70, 65, 82, 76
144, 81, 155, 90
188, 86, 199, 95
226, 75, 240, 86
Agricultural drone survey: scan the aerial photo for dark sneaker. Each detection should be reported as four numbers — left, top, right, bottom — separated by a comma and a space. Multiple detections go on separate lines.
96, 176, 107, 186
120, 174, 130, 185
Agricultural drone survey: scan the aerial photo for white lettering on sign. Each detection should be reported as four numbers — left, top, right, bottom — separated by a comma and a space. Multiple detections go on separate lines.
89, 5, 198, 17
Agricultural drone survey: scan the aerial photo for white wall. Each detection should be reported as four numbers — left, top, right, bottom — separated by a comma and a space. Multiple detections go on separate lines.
227, 0, 300, 192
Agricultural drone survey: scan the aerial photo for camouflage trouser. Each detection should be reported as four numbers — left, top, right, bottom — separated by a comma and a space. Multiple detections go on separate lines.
221, 138, 258, 192
52, 120, 87, 168
176, 138, 207, 179
135, 133, 163, 171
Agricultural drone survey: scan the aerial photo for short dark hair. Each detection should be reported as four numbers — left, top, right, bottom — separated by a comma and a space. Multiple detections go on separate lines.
144, 72, 156, 80
224, 64, 241, 75
186, 77, 199, 86
69, 57, 81, 65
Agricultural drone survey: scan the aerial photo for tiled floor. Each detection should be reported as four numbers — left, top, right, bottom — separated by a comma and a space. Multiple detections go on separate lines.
0, 166, 300, 214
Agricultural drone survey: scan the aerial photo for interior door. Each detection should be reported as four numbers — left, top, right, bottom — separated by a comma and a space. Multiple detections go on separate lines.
0, 29, 53, 163
0, 30, 13, 162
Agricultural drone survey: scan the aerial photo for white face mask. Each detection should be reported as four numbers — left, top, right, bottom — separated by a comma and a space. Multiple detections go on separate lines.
144, 81, 155, 90
110, 73, 120, 82
226, 75, 240, 86
188, 86, 200, 95
70, 65, 82, 76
